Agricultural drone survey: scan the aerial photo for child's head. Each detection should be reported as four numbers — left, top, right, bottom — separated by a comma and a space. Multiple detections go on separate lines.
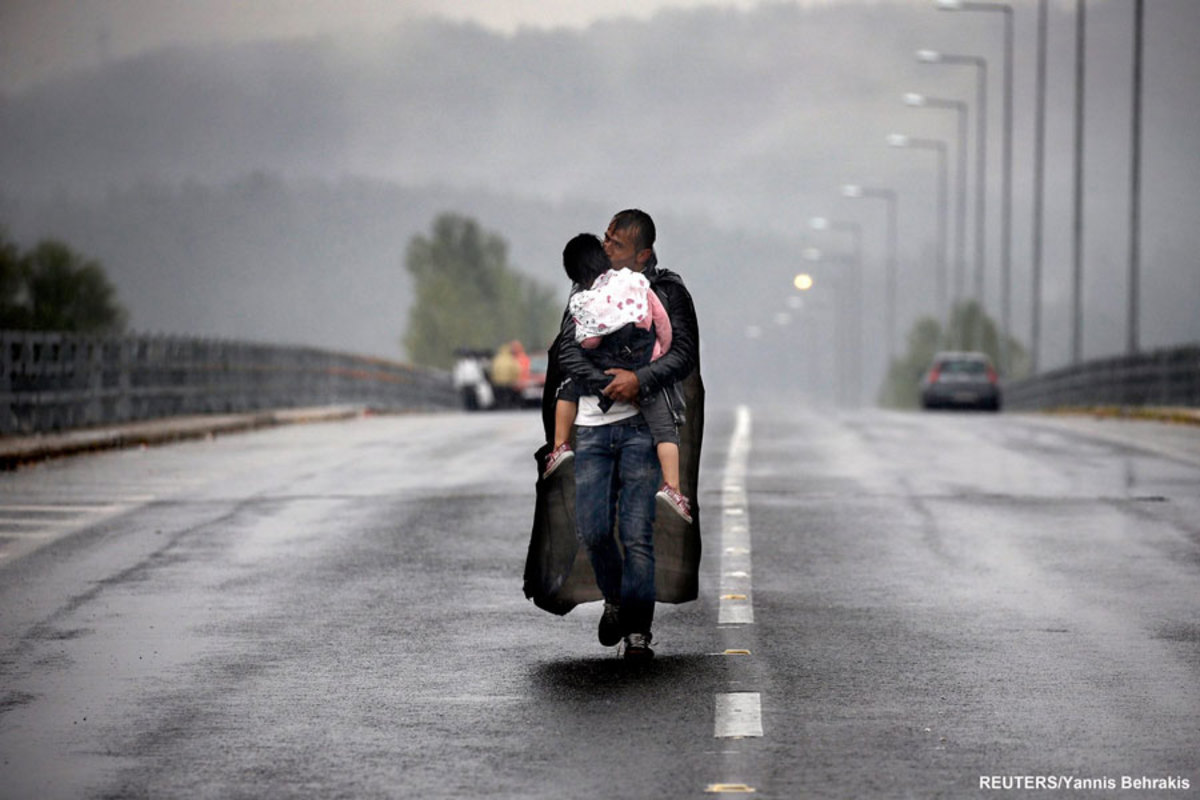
562, 233, 610, 289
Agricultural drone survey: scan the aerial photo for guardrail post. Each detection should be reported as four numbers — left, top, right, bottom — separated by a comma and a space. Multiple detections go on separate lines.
0, 333, 15, 434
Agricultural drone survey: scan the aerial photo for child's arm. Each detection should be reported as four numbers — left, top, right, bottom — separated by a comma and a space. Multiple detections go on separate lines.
558, 317, 614, 396
647, 288, 672, 361
632, 278, 698, 400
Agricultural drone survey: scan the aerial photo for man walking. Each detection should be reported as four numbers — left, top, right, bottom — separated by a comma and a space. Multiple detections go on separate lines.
553, 209, 703, 659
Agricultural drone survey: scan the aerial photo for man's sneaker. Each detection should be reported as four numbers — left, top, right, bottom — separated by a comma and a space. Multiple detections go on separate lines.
542, 443, 574, 479
598, 602, 622, 647
656, 483, 693, 524
623, 632, 654, 660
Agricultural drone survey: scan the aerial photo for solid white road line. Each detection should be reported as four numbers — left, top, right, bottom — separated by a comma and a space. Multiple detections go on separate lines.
719, 406, 753, 625
0, 504, 127, 513
714, 692, 764, 738
8, 495, 157, 507
0, 518, 85, 528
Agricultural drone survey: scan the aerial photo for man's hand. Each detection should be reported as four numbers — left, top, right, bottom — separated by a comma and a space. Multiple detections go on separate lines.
602, 368, 640, 403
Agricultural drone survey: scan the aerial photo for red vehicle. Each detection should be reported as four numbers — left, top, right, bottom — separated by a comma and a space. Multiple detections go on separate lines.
518, 353, 548, 408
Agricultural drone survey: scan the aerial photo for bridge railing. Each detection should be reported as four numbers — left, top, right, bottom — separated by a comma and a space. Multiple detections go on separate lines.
0, 331, 458, 435
1005, 344, 1200, 411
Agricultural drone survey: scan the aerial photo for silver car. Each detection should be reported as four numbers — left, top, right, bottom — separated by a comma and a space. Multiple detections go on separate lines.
920, 351, 1002, 411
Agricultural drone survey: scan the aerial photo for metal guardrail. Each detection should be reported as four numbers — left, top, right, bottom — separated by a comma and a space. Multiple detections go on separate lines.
1005, 344, 1200, 410
1, 331, 458, 435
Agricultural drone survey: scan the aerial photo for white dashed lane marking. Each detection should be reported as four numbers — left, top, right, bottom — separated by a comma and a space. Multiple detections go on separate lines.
709, 406, 762, 798
0, 498, 148, 558
714, 692, 764, 739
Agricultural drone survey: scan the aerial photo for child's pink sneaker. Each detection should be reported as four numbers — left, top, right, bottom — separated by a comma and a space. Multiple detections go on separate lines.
542, 443, 574, 479
655, 483, 693, 524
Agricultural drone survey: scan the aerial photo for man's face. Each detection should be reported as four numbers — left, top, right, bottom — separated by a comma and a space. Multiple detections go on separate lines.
603, 222, 649, 272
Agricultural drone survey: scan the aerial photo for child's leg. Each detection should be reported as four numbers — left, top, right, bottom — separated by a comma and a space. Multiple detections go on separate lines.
553, 398, 577, 448
657, 442, 681, 490
640, 392, 681, 489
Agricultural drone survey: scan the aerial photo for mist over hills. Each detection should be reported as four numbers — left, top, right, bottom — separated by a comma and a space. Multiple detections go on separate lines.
0, 175, 805, 404
3, 6, 931, 221
2, 0, 1197, 390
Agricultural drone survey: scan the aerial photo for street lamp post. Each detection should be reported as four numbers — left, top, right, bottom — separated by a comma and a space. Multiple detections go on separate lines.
1128, 0, 1144, 356
917, 48, 988, 348
808, 220, 864, 408
1031, 0, 1048, 373
936, 0, 1015, 373
800, 247, 842, 406
842, 184, 900, 361
904, 93, 966, 316
788, 275, 817, 402
1071, 0, 1086, 364
887, 135, 949, 339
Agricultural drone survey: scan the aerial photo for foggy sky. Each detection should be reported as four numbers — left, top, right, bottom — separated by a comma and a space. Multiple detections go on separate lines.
1, 0, 1197, 400
0, 0, 776, 93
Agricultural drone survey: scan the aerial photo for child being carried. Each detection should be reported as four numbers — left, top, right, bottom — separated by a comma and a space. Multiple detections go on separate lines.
543, 233, 691, 524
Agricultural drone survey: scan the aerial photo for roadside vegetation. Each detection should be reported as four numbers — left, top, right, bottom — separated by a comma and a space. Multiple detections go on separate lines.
0, 229, 128, 334
878, 301, 1030, 409
402, 213, 560, 369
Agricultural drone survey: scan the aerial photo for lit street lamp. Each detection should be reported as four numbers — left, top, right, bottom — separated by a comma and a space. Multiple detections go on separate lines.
786, 271, 824, 402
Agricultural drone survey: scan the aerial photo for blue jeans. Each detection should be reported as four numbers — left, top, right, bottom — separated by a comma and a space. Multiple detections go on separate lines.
574, 419, 660, 635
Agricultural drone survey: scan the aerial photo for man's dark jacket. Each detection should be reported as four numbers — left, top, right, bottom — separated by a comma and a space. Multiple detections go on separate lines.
523, 264, 704, 615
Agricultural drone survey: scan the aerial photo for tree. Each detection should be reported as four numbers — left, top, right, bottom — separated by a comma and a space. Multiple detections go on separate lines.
943, 300, 1030, 380
878, 316, 944, 409
0, 231, 129, 334
0, 231, 24, 328
402, 213, 560, 368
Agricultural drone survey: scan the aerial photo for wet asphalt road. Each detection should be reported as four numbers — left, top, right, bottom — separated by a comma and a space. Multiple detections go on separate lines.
1, 407, 1198, 799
